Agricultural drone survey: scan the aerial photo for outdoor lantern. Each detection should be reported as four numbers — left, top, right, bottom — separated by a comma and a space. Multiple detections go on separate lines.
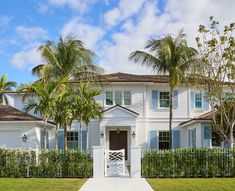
22, 134, 27, 142
117, 128, 120, 134
132, 131, 136, 138
100, 131, 104, 138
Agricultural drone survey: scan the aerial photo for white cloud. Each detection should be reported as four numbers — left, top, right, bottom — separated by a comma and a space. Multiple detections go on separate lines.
99, 0, 235, 74
15, 26, 48, 41
60, 18, 105, 49
104, 0, 146, 26
48, 0, 96, 13
11, 47, 43, 69
0, 15, 12, 27
38, 2, 49, 13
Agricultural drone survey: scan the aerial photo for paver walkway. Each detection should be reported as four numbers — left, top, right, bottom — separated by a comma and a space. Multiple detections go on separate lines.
79, 178, 153, 191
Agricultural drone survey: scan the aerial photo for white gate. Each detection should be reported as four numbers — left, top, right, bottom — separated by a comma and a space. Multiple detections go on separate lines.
105, 149, 125, 177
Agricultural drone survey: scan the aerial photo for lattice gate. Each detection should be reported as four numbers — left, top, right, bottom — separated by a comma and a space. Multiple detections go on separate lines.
105, 149, 125, 177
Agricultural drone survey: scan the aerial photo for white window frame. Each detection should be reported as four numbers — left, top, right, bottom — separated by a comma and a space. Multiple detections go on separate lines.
67, 131, 78, 149
105, 90, 132, 106
188, 128, 196, 148
159, 91, 170, 109
194, 92, 203, 109
158, 131, 170, 150
105, 91, 114, 106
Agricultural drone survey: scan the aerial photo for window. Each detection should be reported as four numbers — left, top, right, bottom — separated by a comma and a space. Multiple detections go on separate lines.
124, 91, 131, 105
212, 131, 222, 147
188, 129, 196, 148
115, 91, 122, 105
67, 132, 78, 149
159, 131, 170, 150
105, 90, 132, 106
106, 91, 113, 105
195, 93, 202, 109
159, 92, 170, 108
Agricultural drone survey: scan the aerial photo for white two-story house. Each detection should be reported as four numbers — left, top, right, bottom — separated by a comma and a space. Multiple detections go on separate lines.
3, 72, 225, 156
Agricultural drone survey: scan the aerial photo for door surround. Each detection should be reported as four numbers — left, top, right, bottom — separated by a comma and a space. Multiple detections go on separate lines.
106, 126, 130, 162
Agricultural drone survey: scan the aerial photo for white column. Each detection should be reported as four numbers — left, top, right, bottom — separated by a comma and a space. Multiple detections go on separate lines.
93, 146, 104, 178
130, 146, 141, 178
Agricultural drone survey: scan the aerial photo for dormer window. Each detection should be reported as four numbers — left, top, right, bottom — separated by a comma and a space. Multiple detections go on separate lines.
115, 91, 122, 105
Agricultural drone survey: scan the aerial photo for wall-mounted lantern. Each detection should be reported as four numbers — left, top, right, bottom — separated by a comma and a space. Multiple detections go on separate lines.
100, 131, 104, 138
117, 128, 120, 134
22, 134, 27, 143
132, 131, 136, 138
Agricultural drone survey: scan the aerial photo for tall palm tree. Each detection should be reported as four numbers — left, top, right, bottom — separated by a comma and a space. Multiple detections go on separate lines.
32, 34, 103, 82
18, 80, 63, 149
0, 74, 16, 105
71, 82, 103, 151
129, 31, 197, 149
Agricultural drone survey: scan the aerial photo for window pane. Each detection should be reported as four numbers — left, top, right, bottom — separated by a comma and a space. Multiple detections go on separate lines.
67, 132, 78, 149
159, 92, 170, 108
195, 93, 202, 108
106, 91, 113, 105
115, 91, 122, 105
124, 91, 131, 105
159, 131, 170, 150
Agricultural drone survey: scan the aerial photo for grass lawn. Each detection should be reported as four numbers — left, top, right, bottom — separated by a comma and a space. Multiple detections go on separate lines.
147, 178, 235, 191
0, 178, 87, 191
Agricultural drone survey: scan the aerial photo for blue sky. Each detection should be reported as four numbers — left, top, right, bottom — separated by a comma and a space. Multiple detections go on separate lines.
0, 0, 234, 85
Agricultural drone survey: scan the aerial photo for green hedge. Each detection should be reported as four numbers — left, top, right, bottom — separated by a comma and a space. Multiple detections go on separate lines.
0, 149, 92, 178
142, 148, 234, 178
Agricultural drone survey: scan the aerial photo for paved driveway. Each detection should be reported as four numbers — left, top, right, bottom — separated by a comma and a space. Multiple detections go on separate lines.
79, 178, 153, 191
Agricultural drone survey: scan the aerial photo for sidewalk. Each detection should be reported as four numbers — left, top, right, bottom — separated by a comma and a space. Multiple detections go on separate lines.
79, 178, 153, 191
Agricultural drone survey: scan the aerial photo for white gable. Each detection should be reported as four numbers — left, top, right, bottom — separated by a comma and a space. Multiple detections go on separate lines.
103, 106, 138, 118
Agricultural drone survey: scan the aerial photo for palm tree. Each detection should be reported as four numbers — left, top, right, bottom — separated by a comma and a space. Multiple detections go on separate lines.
32, 34, 103, 82
18, 80, 63, 149
70, 82, 103, 151
129, 31, 197, 149
0, 74, 16, 105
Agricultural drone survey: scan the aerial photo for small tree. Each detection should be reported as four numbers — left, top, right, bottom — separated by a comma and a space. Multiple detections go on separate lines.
192, 17, 235, 148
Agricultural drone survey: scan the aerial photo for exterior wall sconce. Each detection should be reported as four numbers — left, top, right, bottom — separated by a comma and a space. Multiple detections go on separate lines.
132, 131, 136, 138
117, 128, 120, 134
22, 134, 27, 143
100, 131, 104, 138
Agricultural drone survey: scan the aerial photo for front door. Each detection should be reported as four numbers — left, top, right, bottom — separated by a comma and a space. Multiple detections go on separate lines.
109, 131, 128, 160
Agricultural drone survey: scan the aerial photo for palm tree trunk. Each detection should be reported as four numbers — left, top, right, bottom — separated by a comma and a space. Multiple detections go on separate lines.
86, 122, 89, 153
230, 123, 234, 149
80, 120, 83, 152
44, 120, 47, 149
64, 125, 67, 152
55, 124, 58, 150
169, 87, 173, 150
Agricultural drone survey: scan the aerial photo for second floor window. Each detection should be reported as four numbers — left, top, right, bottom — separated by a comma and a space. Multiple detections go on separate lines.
159, 92, 170, 108
105, 90, 131, 106
195, 93, 202, 109
106, 91, 113, 105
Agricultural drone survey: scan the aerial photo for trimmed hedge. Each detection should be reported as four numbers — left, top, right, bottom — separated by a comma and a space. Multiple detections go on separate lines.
142, 148, 235, 178
0, 149, 92, 178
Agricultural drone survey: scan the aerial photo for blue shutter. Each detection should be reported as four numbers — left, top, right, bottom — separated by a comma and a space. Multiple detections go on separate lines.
173, 90, 178, 109
40, 129, 44, 148
150, 130, 158, 149
82, 131, 87, 152
46, 131, 49, 149
58, 131, 64, 150
152, 90, 158, 109
203, 92, 209, 110
190, 91, 195, 109
204, 125, 211, 139
173, 130, 180, 149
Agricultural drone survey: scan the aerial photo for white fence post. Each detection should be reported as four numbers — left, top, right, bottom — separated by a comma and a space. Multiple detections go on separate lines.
93, 146, 104, 178
130, 146, 141, 178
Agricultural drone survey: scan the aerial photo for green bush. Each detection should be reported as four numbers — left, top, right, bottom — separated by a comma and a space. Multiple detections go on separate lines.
142, 148, 234, 178
0, 148, 92, 178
